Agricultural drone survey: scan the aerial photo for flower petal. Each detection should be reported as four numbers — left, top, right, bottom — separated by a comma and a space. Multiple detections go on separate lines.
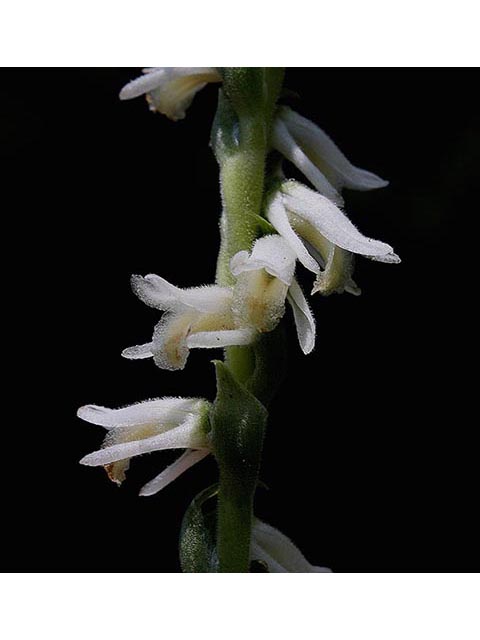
139, 449, 209, 497
120, 67, 220, 98
120, 67, 221, 120
287, 279, 316, 354
187, 328, 256, 349
283, 181, 398, 260
280, 107, 389, 191
121, 342, 154, 360
119, 68, 168, 100
251, 519, 331, 573
230, 235, 297, 286
131, 274, 232, 313
272, 118, 343, 205
266, 193, 320, 275
80, 418, 209, 467
77, 398, 203, 429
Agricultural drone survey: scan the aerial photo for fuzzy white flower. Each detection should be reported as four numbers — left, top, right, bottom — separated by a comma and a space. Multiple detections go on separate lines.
267, 181, 400, 296
122, 274, 255, 371
272, 106, 388, 206
230, 235, 315, 354
119, 67, 222, 120
78, 398, 211, 496
251, 519, 331, 573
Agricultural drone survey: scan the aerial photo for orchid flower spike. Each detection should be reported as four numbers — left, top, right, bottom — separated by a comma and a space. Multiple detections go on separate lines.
230, 235, 316, 354
266, 181, 400, 296
122, 274, 255, 371
251, 519, 331, 573
78, 398, 211, 496
272, 106, 389, 206
119, 67, 222, 120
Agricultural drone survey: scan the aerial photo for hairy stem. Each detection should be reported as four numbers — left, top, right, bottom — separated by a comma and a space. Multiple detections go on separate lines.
212, 68, 284, 572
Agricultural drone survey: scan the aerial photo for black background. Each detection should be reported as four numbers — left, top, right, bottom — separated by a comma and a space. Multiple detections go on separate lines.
1, 69, 478, 572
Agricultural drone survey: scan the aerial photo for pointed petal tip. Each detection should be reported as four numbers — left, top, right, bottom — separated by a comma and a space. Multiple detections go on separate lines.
79, 453, 96, 466
352, 172, 389, 191
302, 340, 315, 356
369, 251, 401, 264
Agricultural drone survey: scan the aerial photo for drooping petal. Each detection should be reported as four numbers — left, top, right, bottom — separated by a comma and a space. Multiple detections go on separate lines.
287, 279, 316, 354
266, 193, 320, 275
230, 235, 297, 286
131, 274, 233, 313
283, 181, 400, 261
139, 449, 210, 497
80, 417, 209, 467
77, 398, 203, 429
187, 327, 256, 349
272, 118, 343, 205
279, 107, 389, 192
120, 67, 221, 120
251, 519, 331, 573
122, 342, 154, 360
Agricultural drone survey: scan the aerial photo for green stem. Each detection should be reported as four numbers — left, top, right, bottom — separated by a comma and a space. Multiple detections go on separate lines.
216, 479, 254, 572
211, 68, 284, 572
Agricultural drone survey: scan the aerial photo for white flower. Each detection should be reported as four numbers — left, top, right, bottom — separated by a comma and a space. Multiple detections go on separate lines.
78, 398, 211, 495
230, 235, 315, 354
122, 274, 255, 371
251, 519, 331, 573
267, 181, 400, 296
119, 67, 222, 120
272, 106, 389, 206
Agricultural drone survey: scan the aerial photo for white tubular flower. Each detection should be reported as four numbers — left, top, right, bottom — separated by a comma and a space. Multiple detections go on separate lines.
251, 520, 331, 573
122, 274, 255, 371
119, 67, 222, 120
266, 181, 400, 296
272, 106, 389, 206
230, 235, 316, 354
78, 398, 211, 495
